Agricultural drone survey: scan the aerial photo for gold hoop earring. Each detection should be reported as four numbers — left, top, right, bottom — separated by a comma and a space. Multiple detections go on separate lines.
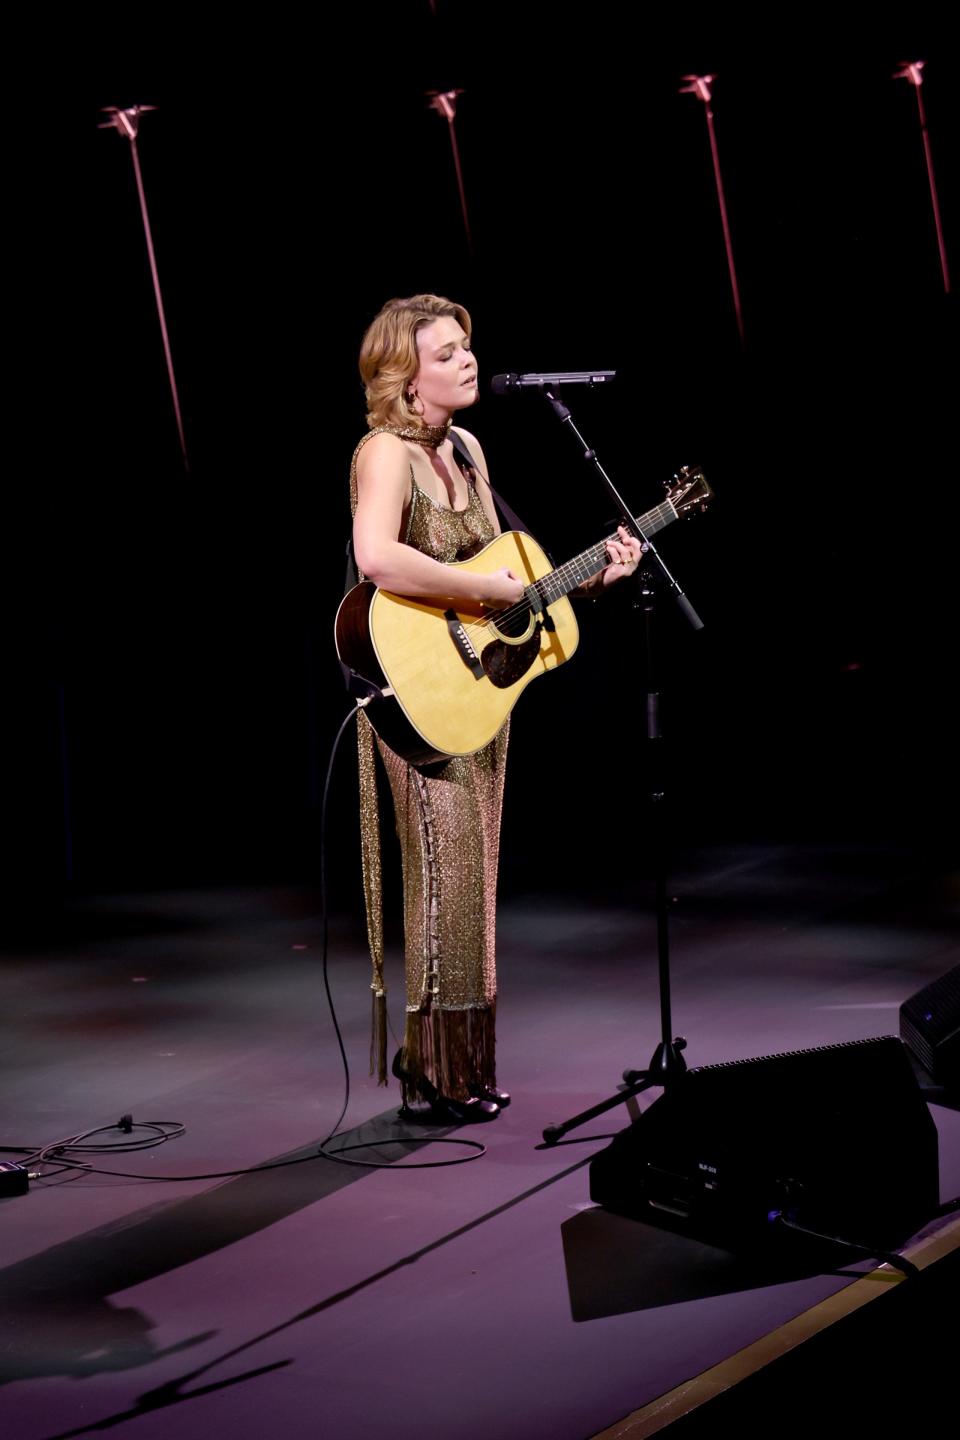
408, 390, 425, 417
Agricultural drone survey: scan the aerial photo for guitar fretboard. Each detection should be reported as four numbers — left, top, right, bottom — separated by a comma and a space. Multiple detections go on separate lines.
533, 496, 678, 607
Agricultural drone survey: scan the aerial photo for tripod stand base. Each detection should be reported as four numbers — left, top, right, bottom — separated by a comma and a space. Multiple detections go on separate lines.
541, 1038, 688, 1146
624, 1036, 687, 1087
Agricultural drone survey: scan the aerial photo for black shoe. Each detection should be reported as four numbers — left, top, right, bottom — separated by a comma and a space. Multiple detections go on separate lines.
469, 1084, 511, 1108
391, 1047, 414, 1083
392, 1050, 499, 1124
392, 1046, 437, 1098
430, 1095, 500, 1124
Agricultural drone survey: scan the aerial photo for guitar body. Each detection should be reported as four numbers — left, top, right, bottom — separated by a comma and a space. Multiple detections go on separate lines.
336, 531, 579, 764
336, 466, 712, 764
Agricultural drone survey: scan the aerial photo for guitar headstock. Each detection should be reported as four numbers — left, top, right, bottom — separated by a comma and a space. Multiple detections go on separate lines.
665, 465, 712, 517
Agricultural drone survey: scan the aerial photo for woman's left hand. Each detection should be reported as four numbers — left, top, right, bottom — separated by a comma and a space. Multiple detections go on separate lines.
600, 525, 644, 587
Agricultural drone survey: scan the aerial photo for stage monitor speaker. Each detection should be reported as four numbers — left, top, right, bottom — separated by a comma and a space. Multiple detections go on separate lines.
589, 1036, 939, 1250
900, 964, 959, 1087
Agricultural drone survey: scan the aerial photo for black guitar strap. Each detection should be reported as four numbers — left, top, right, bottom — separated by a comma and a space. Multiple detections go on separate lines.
449, 429, 539, 541
451, 429, 558, 628
343, 534, 360, 595
343, 430, 541, 593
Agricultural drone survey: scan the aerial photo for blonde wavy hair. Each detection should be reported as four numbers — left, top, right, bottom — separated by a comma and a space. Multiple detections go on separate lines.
359, 293, 472, 429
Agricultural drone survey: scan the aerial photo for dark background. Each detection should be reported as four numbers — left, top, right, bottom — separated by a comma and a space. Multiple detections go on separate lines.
9, 4, 957, 922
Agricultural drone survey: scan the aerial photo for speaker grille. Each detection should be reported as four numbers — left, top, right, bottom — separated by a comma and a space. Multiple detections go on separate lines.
900, 964, 960, 1084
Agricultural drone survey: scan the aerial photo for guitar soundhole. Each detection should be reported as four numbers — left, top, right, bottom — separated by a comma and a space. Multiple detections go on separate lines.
492, 601, 535, 640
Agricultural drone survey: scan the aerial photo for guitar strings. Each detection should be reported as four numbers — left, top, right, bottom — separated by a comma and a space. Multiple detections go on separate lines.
476, 538, 608, 633
461, 499, 677, 637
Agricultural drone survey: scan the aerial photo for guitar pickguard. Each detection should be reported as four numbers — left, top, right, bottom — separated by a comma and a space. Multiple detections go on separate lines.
480, 629, 544, 689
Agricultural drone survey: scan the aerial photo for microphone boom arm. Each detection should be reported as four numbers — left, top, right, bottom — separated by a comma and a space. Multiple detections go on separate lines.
538, 384, 704, 630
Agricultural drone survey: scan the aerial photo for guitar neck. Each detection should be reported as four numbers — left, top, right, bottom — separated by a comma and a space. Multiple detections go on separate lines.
533, 495, 679, 606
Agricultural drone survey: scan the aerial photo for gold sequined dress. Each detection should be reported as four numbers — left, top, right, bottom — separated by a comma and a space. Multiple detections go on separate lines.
350, 427, 508, 1104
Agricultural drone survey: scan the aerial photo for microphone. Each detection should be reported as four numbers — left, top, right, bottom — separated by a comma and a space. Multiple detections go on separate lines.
490, 370, 616, 394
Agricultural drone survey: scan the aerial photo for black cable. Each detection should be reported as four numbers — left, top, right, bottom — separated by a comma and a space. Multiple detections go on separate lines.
4, 1120, 183, 1166
5, 703, 485, 1186
14, 1120, 183, 1171
773, 1212, 921, 1280
22, 1120, 327, 1184
321, 1136, 486, 1167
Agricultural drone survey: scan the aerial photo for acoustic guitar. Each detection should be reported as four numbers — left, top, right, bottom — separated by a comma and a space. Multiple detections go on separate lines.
336, 466, 712, 764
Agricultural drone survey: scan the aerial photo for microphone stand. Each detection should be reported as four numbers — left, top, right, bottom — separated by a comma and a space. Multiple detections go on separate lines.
537, 383, 703, 1145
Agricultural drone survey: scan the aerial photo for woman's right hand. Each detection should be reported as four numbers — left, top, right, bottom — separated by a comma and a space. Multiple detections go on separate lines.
481, 567, 525, 607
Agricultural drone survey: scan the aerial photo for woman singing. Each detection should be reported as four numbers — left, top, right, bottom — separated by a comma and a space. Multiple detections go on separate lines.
349, 294, 640, 1123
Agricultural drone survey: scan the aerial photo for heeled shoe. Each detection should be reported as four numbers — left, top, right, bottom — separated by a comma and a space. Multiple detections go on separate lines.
430, 1094, 500, 1124
391, 1047, 414, 1087
469, 1084, 511, 1108
392, 1050, 500, 1124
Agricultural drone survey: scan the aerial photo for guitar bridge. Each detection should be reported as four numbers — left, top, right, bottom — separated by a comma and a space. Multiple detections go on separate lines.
444, 610, 484, 680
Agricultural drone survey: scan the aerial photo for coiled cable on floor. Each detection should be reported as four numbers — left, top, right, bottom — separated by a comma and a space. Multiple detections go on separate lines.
1, 704, 485, 1187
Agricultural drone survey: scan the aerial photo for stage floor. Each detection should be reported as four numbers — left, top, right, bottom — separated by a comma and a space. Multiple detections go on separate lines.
2, 838, 958, 1439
